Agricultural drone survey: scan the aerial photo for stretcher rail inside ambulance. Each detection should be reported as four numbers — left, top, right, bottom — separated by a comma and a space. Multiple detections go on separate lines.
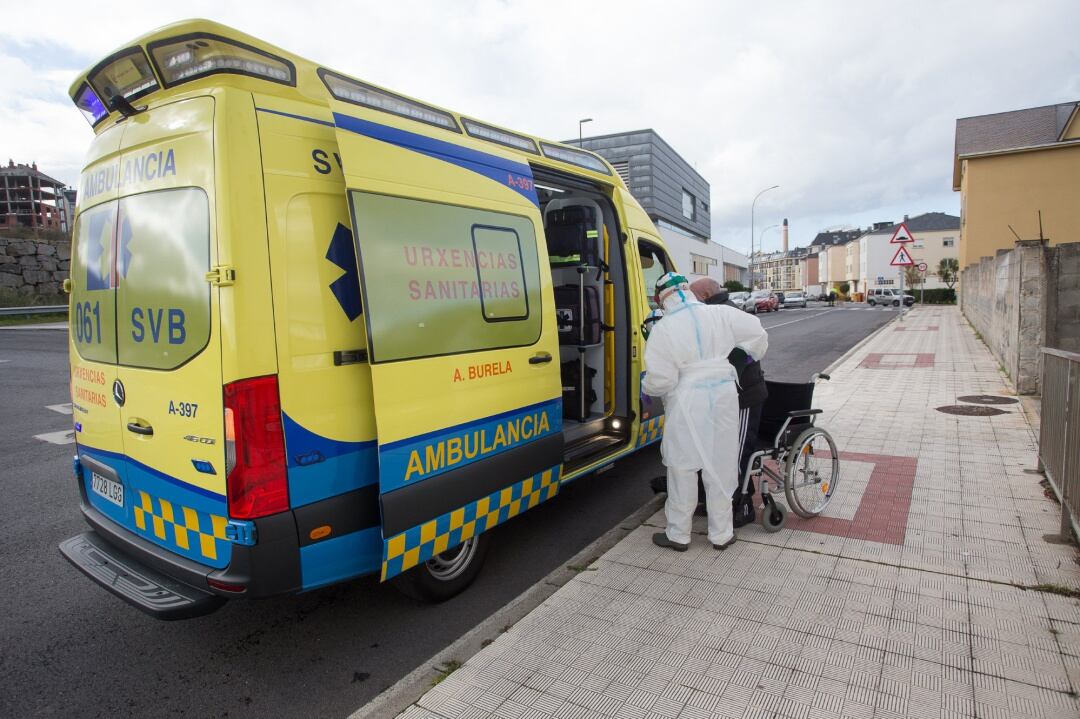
59, 18, 680, 617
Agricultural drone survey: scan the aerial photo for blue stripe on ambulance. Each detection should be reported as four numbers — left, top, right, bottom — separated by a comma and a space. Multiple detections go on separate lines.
331, 112, 540, 207
280, 413, 378, 508
300, 526, 382, 590
378, 397, 562, 493
78, 445, 232, 569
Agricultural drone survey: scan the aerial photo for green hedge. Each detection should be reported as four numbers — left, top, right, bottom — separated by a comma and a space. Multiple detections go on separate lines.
913, 288, 956, 304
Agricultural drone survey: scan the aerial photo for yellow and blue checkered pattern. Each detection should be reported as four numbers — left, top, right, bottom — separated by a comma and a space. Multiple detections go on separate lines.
133, 490, 228, 562
381, 467, 560, 581
637, 415, 665, 447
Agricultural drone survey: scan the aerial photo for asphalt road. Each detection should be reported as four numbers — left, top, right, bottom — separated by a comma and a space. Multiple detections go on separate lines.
0, 303, 893, 718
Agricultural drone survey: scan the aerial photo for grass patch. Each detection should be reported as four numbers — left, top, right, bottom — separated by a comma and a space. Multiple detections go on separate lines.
1030, 583, 1080, 599
431, 659, 462, 686
0, 312, 67, 327
0, 288, 68, 307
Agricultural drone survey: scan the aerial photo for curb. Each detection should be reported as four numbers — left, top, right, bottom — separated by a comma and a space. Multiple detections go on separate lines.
350, 492, 666, 719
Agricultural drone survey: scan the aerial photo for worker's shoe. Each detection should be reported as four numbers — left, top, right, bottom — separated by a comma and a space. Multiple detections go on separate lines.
713, 536, 737, 551
649, 476, 667, 494
652, 532, 689, 552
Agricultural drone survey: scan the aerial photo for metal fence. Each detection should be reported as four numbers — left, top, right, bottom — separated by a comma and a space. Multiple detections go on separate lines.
1039, 348, 1080, 540
0, 305, 68, 317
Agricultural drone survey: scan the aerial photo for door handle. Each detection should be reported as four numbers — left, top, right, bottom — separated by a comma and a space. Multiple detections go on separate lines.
127, 421, 154, 436
529, 352, 553, 365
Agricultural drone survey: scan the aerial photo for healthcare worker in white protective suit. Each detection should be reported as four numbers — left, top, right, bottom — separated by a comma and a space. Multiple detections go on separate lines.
644, 272, 769, 551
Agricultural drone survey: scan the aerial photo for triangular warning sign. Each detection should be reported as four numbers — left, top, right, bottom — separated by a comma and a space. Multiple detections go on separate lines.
890, 245, 915, 266
890, 223, 915, 243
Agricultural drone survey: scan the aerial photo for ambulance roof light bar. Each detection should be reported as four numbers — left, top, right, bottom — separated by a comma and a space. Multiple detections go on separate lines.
147, 33, 295, 88
319, 69, 461, 133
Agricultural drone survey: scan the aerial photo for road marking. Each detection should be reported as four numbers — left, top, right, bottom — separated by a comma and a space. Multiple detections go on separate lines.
35, 430, 75, 445
763, 310, 841, 330
46, 403, 73, 415
0, 359, 10, 364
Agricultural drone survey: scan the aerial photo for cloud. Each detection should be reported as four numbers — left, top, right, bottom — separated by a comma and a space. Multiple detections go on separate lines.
1, 0, 1076, 249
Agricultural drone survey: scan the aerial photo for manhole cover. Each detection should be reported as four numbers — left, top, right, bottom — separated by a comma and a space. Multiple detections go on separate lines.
936, 405, 1009, 416
957, 395, 1018, 405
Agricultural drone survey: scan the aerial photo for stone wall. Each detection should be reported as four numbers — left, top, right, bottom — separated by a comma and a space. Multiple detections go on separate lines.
961, 240, 1079, 394
0, 235, 71, 299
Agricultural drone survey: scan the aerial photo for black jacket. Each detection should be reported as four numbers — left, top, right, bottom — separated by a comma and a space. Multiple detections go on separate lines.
705, 291, 768, 408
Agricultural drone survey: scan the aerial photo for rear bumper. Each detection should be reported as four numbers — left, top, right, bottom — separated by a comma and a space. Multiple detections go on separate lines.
61, 494, 303, 617
59, 531, 225, 620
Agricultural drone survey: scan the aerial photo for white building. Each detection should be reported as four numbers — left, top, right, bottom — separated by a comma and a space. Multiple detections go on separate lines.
859, 213, 961, 291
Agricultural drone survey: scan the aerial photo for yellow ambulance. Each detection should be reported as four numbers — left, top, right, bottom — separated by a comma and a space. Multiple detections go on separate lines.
59, 19, 674, 618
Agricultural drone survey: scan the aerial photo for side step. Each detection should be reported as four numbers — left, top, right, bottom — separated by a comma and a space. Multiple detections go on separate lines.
59, 531, 225, 620
564, 432, 625, 465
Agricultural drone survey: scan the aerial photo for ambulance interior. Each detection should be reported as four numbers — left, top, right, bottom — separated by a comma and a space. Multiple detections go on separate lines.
533, 168, 632, 468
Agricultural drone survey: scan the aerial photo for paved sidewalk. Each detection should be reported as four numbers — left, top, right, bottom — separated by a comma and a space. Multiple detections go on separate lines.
399, 307, 1080, 719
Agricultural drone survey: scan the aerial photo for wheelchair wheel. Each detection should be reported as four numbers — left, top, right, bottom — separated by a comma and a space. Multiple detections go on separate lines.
760, 496, 787, 532
785, 427, 840, 518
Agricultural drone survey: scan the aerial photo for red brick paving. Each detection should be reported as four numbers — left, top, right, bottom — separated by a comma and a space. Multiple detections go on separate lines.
784, 451, 917, 545
859, 352, 935, 369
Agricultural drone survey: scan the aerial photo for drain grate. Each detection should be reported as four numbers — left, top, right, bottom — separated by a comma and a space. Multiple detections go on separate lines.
937, 405, 1009, 416
957, 395, 1018, 405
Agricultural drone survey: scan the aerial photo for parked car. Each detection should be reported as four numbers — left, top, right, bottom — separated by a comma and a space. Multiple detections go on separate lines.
750, 290, 779, 313
784, 291, 808, 308
867, 288, 916, 307
729, 291, 751, 311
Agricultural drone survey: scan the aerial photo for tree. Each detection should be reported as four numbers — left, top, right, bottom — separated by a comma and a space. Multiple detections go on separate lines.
903, 265, 921, 289
838, 281, 850, 297
938, 257, 959, 290
723, 280, 747, 293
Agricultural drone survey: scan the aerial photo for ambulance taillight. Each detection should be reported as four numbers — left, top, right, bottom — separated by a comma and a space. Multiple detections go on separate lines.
223, 376, 288, 519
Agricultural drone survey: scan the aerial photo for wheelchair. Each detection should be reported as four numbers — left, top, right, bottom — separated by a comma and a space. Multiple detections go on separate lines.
742, 373, 840, 532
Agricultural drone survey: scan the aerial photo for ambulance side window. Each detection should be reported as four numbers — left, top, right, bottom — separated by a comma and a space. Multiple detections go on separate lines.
350, 191, 541, 363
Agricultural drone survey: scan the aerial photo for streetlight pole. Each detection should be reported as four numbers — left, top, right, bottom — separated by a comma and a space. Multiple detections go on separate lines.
750, 185, 779, 290
578, 118, 593, 146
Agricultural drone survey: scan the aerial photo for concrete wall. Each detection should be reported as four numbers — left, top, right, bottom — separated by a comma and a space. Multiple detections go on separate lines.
961, 240, 1079, 394
0, 235, 71, 298
959, 144, 1080, 269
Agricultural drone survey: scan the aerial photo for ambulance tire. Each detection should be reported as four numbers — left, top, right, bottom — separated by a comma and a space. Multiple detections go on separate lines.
392, 531, 492, 602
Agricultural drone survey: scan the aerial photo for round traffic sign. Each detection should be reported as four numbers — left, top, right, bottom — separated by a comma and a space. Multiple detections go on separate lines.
917, 262, 928, 272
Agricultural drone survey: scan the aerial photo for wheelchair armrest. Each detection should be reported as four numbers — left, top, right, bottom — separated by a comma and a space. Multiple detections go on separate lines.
786, 409, 822, 417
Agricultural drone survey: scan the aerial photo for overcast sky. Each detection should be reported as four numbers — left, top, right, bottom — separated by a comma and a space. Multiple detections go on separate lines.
2, 1, 1077, 253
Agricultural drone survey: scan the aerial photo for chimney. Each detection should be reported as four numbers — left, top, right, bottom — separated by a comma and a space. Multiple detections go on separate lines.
903, 214, 909, 221
782, 218, 789, 253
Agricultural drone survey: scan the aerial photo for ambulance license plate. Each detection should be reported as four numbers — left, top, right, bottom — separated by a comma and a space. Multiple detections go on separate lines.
91, 472, 124, 508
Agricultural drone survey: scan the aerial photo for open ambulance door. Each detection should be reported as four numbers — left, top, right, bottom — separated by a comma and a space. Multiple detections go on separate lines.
328, 97, 564, 581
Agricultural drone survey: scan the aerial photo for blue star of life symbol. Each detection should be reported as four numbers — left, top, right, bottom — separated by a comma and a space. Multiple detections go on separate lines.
326, 222, 362, 321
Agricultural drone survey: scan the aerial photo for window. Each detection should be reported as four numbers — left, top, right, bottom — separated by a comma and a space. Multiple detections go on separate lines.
682, 190, 695, 221
71, 202, 119, 364
692, 258, 709, 275
116, 189, 211, 369
943, 238, 955, 247
350, 192, 541, 363
638, 240, 672, 309
70, 188, 211, 370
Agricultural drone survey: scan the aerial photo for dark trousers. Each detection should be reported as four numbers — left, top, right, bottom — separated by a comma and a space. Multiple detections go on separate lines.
733, 402, 764, 500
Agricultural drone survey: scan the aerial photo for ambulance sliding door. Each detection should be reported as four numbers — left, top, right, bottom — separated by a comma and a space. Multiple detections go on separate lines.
328, 96, 563, 581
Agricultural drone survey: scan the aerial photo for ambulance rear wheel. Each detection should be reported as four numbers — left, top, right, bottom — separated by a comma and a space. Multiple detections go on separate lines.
392, 532, 492, 602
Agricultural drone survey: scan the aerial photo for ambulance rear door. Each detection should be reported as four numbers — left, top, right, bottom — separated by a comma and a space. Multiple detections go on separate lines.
328, 94, 563, 581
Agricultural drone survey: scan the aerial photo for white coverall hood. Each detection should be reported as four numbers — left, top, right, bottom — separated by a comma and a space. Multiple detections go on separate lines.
642, 298, 768, 545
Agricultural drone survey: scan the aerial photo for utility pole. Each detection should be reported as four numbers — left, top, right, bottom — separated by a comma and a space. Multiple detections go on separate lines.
578, 118, 592, 146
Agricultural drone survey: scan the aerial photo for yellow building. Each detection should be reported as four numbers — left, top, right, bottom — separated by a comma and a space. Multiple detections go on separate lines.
953, 101, 1080, 270
826, 242, 847, 289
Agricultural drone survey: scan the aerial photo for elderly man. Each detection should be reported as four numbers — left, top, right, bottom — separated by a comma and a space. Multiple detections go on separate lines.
644, 272, 768, 551
689, 277, 769, 527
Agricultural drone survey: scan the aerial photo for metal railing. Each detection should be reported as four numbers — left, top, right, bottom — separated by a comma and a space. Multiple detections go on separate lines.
1039, 348, 1080, 540
0, 305, 68, 317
